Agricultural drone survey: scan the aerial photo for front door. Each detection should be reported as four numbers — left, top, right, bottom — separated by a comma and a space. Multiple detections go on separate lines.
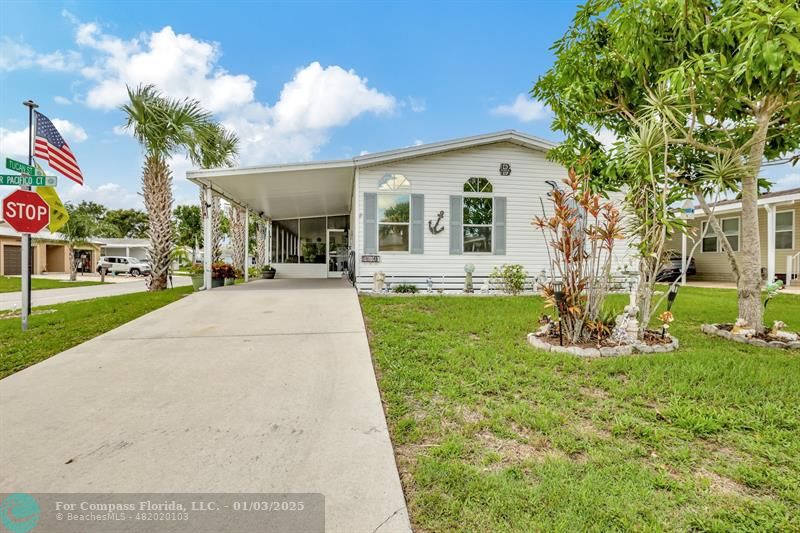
327, 229, 347, 278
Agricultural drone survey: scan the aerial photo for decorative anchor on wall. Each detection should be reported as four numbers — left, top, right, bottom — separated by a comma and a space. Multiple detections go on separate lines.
428, 210, 445, 234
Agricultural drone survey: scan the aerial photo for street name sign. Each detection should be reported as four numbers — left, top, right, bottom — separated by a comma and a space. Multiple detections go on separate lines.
2, 189, 50, 234
5, 157, 36, 176
0, 174, 57, 187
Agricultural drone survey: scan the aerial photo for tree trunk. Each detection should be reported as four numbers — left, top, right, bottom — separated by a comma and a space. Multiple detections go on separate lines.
142, 155, 174, 291
228, 204, 245, 274
737, 106, 771, 332
256, 221, 267, 267
211, 197, 222, 262
68, 245, 77, 281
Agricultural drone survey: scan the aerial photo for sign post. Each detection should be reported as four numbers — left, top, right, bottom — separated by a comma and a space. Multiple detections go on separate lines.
21, 100, 38, 330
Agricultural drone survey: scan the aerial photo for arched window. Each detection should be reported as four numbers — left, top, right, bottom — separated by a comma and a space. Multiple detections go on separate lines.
463, 177, 493, 253
378, 174, 411, 252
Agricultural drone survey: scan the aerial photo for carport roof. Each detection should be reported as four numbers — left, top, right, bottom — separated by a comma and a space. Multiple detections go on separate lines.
186, 130, 556, 220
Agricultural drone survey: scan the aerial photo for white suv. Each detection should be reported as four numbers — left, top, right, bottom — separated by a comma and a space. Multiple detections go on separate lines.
96, 256, 151, 276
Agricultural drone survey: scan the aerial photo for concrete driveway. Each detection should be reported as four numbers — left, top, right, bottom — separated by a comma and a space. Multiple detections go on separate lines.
0, 279, 410, 532
0, 275, 192, 310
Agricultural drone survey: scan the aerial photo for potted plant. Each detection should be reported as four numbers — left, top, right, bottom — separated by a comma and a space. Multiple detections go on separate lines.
224, 266, 238, 286
211, 262, 231, 288
188, 263, 204, 291
261, 264, 276, 279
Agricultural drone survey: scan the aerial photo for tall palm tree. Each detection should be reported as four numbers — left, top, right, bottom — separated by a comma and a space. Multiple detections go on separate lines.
121, 85, 238, 290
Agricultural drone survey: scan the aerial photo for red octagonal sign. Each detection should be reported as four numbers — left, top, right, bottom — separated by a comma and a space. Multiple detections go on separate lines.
2, 189, 50, 234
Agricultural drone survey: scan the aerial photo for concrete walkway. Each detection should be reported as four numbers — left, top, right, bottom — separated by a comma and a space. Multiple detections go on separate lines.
0, 275, 192, 310
0, 279, 410, 532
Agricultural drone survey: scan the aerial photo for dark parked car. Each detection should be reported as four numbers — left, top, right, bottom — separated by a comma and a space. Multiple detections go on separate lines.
656, 252, 696, 282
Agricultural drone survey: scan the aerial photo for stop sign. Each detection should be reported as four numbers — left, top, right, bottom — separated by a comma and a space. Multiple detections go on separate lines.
2, 189, 50, 234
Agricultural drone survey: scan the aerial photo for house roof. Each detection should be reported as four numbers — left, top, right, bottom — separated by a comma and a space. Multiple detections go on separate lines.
101, 238, 150, 248
186, 130, 558, 219
691, 187, 800, 216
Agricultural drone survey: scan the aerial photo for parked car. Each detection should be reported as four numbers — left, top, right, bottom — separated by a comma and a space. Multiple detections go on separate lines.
656, 252, 696, 282
96, 256, 152, 276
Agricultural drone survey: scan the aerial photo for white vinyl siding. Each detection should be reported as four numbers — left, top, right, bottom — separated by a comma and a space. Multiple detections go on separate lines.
354, 141, 630, 290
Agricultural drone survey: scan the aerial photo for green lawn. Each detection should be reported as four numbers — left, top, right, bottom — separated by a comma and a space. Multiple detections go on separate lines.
0, 275, 104, 293
360, 286, 800, 532
0, 286, 192, 379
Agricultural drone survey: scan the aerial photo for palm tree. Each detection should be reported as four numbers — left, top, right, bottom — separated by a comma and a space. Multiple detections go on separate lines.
121, 85, 238, 290
60, 204, 97, 281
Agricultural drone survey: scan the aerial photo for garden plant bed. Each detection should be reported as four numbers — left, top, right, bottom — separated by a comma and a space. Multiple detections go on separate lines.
701, 323, 800, 350
528, 329, 679, 357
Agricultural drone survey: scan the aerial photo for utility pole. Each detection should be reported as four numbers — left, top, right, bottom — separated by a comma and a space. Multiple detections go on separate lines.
21, 99, 38, 331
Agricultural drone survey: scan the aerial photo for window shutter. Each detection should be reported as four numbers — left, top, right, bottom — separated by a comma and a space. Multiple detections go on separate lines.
493, 196, 507, 255
363, 192, 378, 254
410, 194, 424, 254
450, 195, 462, 255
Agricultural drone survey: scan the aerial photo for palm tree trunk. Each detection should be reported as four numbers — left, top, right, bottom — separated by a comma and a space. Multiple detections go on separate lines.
142, 154, 174, 291
256, 221, 267, 267
228, 204, 245, 274
211, 197, 222, 262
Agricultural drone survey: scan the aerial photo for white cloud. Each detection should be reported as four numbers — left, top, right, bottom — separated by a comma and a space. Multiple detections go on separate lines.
407, 97, 426, 113
359, 150, 370, 156
412, 139, 424, 146
0, 119, 87, 158
0, 37, 82, 72
54, 95, 72, 105
58, 15, 396, 164
491, 94, 549, 122
767, 172, 799, 192
62, 182, 142, 209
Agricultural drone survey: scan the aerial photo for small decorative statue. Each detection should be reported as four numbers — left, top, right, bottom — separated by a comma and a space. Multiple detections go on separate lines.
464, 263, 475, 293
731, 318, 756, 337
768, 320, 799, 341
426, 277, 433, 294
373, 271, 385, 293
536, 314, 554, 337
611, 304, 639, 344
534, 269, 548, 294
480, 280, 490, 294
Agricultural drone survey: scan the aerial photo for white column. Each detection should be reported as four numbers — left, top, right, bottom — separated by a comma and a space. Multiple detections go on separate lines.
765, 204, 776, 283
681, 232, 688, 285
203, 186, 213, 290
244, 208, 250, 282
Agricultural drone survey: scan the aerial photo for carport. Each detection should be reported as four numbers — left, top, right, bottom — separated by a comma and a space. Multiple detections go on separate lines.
187, 160, 356, 286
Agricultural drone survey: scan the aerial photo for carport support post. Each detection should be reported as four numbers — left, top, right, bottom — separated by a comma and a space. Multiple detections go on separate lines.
203, 186, 213, 290
244, 209, 249, 283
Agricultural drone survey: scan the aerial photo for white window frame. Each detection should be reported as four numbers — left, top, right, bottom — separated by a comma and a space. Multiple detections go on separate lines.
377, 174, 411, 254
775, 210, 795, 250
463, 178, 494, 254
701, 217, 740, 253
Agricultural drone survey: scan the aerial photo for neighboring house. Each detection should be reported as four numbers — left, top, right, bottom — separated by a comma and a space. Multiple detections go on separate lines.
0, 222, 104, 276
666, 188, 799, 284
188, 130, 630, 291
101, 238, 150, 261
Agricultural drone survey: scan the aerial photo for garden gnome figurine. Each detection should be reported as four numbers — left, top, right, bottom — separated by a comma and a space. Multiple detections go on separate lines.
373, 271, 385, 293
464, 263, 475, 293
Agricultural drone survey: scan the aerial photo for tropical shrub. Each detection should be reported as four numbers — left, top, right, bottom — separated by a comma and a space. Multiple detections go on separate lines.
211, 262, 235, 280
532, 169, 623, 343
393, 284, 419, 294
490, 264, 527, 295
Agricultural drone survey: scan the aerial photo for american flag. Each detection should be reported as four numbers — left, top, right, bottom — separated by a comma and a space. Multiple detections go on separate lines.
34, 111, 84, 185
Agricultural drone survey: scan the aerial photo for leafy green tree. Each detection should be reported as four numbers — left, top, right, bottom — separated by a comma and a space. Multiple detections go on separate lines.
103, 209, 149, 238
61, 203, 100, 281
174, 204, 201, 250
534, 0, 800, 331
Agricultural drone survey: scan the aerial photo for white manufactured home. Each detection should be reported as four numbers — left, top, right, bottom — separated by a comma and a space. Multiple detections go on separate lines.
188, 130, 627, 291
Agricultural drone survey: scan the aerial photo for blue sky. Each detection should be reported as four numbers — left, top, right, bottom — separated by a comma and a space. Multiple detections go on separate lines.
0, 0, 796, 208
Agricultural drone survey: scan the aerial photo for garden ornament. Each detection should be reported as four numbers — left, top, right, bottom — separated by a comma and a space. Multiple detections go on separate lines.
731, 318, 755, 337
428, 210, 445, 234
464, 263, 475, 293
373, 271, 385, 293
426, 277, 433, 293
768, 320, 798, 341
480, 281, 490, 294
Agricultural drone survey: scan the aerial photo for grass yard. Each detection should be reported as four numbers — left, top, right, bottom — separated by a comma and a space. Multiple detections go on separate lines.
0, 286, 192, 379
0, 275, 104, 293
361, 286, 800, 531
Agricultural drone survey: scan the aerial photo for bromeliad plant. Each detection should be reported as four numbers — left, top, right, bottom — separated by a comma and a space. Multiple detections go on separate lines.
533, 169, 623, 343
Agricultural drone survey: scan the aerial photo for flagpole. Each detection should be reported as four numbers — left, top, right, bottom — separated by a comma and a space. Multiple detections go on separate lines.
21, 100, 38, 331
